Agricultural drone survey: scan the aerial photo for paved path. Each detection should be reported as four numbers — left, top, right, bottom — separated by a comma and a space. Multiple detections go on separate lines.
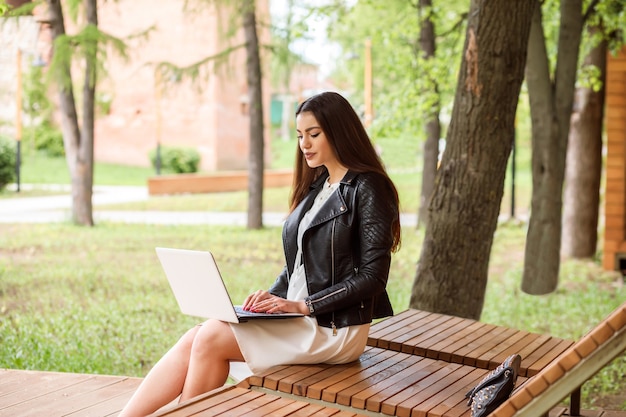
1, 184, 418, 227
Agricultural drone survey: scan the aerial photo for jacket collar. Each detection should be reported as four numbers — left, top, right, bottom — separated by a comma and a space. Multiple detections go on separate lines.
309, 169, 358, 191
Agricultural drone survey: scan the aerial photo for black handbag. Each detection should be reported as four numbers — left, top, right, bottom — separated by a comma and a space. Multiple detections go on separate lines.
465, 353, 522, 417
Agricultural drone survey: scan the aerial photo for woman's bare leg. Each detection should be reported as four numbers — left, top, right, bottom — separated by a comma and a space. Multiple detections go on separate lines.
118, 326, 199, 417
180, 320, 244, 401
118, 321, 244, 417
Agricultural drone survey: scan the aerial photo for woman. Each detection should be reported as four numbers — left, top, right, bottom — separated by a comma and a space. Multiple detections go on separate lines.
119, 91, 401, 417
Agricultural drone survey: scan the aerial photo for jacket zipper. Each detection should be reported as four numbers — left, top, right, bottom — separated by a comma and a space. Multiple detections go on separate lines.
331, 218, 337, 335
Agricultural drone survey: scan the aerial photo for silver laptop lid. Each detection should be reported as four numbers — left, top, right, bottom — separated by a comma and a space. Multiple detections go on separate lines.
155, 247, 240, 323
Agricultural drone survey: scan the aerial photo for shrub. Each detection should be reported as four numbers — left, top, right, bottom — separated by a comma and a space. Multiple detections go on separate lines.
0, 135, 16, 190
24, 122, 65, 157
149, 146, 201, 174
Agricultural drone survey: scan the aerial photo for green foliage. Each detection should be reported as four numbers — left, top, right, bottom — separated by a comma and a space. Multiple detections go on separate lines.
2, 0, 35, 16
23, 123, 65, 158
0, 135, 16, 190
326, 0, 466, 140
20, 60, 65, 158
149, 146, 201, 174
23, 65, 53, 122
49, 24, 130, 92
587, 0, 626, 54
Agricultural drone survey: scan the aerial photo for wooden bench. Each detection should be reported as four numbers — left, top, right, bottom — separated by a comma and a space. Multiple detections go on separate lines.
154, 385, 370, 417
147, 169, 293, 195
239, 346, 528, 417
367, 309, 574, 377
367, 308, 580, 414
0, 369, 141, 416
493, 301, 626, 417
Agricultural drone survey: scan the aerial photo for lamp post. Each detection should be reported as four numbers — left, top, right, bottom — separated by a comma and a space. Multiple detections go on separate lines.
154, 69, 162, 175
15, 48, 22, 192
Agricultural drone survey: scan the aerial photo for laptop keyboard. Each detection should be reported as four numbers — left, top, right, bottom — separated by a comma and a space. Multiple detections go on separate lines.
234, 306, 268, 316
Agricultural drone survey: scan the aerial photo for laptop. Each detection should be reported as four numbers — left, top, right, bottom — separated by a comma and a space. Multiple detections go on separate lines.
155, 247, 304, 323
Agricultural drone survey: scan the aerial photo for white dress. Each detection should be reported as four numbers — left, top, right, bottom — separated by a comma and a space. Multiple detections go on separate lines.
229, 179, 370, 374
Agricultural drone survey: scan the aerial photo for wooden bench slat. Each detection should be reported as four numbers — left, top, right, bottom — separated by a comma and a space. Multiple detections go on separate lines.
409, 317, 467, 359
360, 357, 440, 412
461, 327, 521, 367
367, 309, 430, 347
485, 332, 543, 371
321, 352, 404, 404
206, 389, 272, 415
240, 396, 301, 417
385, 362, 464, 417
525, 339, 573, 376
0, 371, 92, 406
156, 386, 255, 416
420, 317, 482, 359
333, 352, 424, 406
262, 365, 314, 391
403, 316, 467, 356
303, 348, 398, 400
277, 364, 334, 394
394, 364, 476, 417
387, 314, 445, 352
396, 315, 461, 353
451, 325, 510, 365
377, 361, 466, 416
433, 321, 492, 362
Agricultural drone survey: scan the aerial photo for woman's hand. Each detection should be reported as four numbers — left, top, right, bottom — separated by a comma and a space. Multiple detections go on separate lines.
243, 290, 309, 315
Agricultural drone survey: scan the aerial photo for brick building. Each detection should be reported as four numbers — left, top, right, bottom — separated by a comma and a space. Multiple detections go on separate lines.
1, 0, 284, 171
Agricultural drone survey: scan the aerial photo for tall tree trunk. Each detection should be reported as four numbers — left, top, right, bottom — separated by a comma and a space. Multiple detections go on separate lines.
417, 0, 440, 229
74, 0, 97, 226
522, 0, 583, 294
47, 0, 95, 226
562, 27, 606, 258
410, 0, 534, 320
243, 0, 264, 229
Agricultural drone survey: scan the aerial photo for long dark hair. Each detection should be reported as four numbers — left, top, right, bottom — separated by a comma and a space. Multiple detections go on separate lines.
289, 91, 401, 251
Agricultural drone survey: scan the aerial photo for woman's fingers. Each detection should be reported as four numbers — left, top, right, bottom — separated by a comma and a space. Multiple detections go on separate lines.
242, 290, 268, 310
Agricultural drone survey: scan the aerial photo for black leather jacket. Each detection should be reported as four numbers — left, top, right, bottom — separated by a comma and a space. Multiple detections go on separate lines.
269, 170, 397, 330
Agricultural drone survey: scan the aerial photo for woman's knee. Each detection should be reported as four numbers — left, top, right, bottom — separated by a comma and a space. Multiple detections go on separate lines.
190, 320, 240, 360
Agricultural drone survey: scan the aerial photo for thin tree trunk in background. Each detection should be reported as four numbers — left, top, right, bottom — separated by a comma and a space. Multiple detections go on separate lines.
48, 0, 94, 226
243, 0, 264, 229
522, 0, 583, 294
562, 27, 606, 259
417, 0, 440, 229
72, 0, 97, 226
410, 0, 534, 320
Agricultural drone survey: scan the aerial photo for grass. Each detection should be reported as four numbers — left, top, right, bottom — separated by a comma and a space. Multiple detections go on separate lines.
15, 151, 155, 186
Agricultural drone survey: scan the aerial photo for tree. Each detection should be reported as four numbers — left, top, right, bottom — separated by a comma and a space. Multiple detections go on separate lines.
47, 0, 98, 226
242, 0, 265, 229
561, 25, 606, 259
410, 0, 534, 320
561, 1, 625, 259
522, 0, 583, 294
416, 0, 440, 229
